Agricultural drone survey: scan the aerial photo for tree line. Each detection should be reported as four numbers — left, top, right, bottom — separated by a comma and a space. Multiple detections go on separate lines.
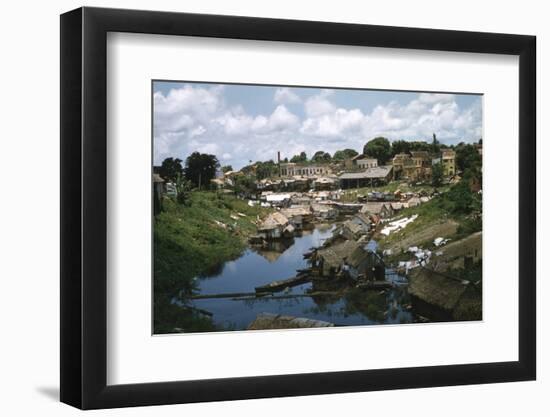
157, 135, 482, 197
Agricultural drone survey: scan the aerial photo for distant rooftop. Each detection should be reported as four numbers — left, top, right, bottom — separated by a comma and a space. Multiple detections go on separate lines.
339, 165, 393, 180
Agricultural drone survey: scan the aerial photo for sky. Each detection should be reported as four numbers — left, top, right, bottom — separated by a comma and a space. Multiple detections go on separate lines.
153, 81, 482, 169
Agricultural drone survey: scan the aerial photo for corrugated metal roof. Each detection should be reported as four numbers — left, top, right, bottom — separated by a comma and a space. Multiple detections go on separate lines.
339, 165, 392, 180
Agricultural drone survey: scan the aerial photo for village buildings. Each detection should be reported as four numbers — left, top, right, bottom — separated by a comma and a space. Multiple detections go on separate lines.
279, 162, 332, 177
441, 149, 456, 177
257, 212, 295, 240
354, 156, 378, 170
360, 202, 394, 218
338, 166, 393, 189
392, 151, 432, 181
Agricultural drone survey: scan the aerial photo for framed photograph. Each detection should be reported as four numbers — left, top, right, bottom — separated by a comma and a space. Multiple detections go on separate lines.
60, 6, 536, 409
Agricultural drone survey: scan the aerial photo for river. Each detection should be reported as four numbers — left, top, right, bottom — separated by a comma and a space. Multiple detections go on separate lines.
184, 224, 413, 331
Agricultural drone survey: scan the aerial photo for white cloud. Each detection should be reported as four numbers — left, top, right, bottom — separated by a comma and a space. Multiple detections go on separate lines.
274, 87, 301, 104
301, 108, 365, 138
216, 105, 299, 136
418, 93, 455, 104
267, 105, 300, 131
304, 90, 336, 117
154, 85, 481, 169
189, 125, 206, 137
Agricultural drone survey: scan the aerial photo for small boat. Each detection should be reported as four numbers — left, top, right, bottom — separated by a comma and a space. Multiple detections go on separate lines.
255, 275, 311, 293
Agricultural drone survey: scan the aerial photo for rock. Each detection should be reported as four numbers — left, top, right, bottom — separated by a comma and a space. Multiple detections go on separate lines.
247, 313, 334, 330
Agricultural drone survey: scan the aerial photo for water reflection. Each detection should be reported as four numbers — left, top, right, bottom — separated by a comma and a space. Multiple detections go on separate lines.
181, 224, 413, 330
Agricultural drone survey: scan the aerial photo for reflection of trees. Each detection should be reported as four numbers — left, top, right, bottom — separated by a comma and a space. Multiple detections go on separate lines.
200, 262, 225, 277
342, 290, 388, 322
154, 292, 218, 334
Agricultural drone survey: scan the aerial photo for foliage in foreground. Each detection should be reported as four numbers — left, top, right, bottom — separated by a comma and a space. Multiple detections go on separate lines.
379, 178, 482, 249
153, 192, 270, 333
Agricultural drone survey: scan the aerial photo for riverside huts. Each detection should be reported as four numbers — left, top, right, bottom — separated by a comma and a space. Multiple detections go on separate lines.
312, 176, 338, 190
360, 202, 394, 218
257, 212, 294, 239
408, 268, 481, 321
347, 244, 385, 281
337, 213, 372, 241
313, 240, 385, 281
280, 205, 313, 230
311, 203, 338, 220
338, 220, 366, 241
338, 165, 393, 189
350, 213, 372, 231
313, 240, 360, 277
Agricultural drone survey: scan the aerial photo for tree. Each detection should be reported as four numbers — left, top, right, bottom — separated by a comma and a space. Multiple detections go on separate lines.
175, 174, 193, 205
312, 151, 332, 163
444, 180, 475, 215
158, 157, 184, 182
390, 140, 411, 156
455, 144, 482, 173
184, 152, 219, 189
256, 160, 278, 180
431, 162, 443, 188
363, 137, 391, 164
432, 133, 440, 154
221, 165, 233, 173
290, 151, 307, 163
332, 148, 358, 160
409, 141, 432, 153
233, 174, 256, 197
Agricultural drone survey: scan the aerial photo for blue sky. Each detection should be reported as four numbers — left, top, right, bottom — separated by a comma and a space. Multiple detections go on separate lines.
153, 81, 482, 169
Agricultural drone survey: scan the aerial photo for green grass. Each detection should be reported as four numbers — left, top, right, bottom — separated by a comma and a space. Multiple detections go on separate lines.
377, 183, 482, 251
155, 191, 270, 293
153, 191, 271, 333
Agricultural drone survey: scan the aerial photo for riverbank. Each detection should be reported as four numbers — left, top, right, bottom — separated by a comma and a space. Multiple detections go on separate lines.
376, 187, 481, 260
154, 191, 271, 333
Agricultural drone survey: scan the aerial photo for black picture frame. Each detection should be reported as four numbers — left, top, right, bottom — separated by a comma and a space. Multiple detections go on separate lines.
60, 6, 536, 410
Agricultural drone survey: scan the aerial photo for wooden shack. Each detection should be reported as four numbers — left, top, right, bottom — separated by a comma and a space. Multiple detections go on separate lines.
280, 205, 313, 230
360, 202, 394, 218
346, 245, 385, 281
257, 212, 294, 240
313, 240, 360, 277
409, 268, 481, 321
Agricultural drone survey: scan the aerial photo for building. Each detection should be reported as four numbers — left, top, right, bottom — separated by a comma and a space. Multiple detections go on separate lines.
335, 213, 372, 241
350, 213, 372, 231
257, 212, 294, 240
347, 245, 385, 281
360, 202, 394, 218
338, 166, 393, 189
441, 149, 456, 177
310, 203, 338, 220
355, 157, 378, 170
262, 192, 292, 207
280, 206, 313, 230
312, 239, 384, 280
338, 220, 366, 241
392, 152, 432, 181
313, 240, 360, 277
312, 176, 337, 190
279, 162, 332, 177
